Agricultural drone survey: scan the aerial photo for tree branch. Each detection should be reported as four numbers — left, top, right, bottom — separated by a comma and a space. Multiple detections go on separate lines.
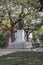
39, 0, 43, 11
22, 13, 30, 18
0, 15, 4, 23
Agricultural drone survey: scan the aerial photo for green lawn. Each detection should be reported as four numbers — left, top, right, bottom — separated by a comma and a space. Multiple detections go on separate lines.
0, 51, 43, 65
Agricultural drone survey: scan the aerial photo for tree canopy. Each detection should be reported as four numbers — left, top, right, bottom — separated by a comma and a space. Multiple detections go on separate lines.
0, 0, 43, 42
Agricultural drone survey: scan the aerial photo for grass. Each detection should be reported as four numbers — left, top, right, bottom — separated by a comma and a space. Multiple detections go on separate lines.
0, 51, 43, 65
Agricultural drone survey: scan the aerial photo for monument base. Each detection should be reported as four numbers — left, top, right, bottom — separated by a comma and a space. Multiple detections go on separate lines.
15, 29, 25, 42
8, 30, 32, 49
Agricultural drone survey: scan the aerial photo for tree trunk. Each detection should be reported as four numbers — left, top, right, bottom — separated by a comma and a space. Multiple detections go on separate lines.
10, 25, 15, 42
26, 33, 29, 42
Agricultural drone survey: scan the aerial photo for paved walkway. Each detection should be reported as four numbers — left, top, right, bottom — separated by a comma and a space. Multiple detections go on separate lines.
0, 48, 43, 56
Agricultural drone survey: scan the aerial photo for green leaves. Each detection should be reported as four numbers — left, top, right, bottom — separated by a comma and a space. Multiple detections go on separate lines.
0, 33, 8, 47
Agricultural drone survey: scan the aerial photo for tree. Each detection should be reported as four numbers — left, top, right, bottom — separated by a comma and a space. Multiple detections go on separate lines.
0, 0, 43, 42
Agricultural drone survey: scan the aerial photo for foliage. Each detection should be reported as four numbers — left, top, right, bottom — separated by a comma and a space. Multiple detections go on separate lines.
0, 0, 43, 42
39, 34, 43, 41
0, 33, 8, 47
32, 31, 39, 40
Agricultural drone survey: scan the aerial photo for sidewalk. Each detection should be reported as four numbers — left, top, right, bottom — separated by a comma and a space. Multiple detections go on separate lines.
0, 48, 43, 56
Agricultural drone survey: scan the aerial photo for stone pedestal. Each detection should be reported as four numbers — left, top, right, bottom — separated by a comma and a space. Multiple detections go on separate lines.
8, 30, 33, 49
8, 29, 25, 49
14, 29, 25, 49
15, 29, 25, 42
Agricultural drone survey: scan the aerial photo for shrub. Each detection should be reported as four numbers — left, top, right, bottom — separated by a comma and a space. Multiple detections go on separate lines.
39, 34, 43, 41
0, 33, 8, 47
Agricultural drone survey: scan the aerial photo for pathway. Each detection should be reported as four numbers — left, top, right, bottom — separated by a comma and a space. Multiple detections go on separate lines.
0, 48, 43, 56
